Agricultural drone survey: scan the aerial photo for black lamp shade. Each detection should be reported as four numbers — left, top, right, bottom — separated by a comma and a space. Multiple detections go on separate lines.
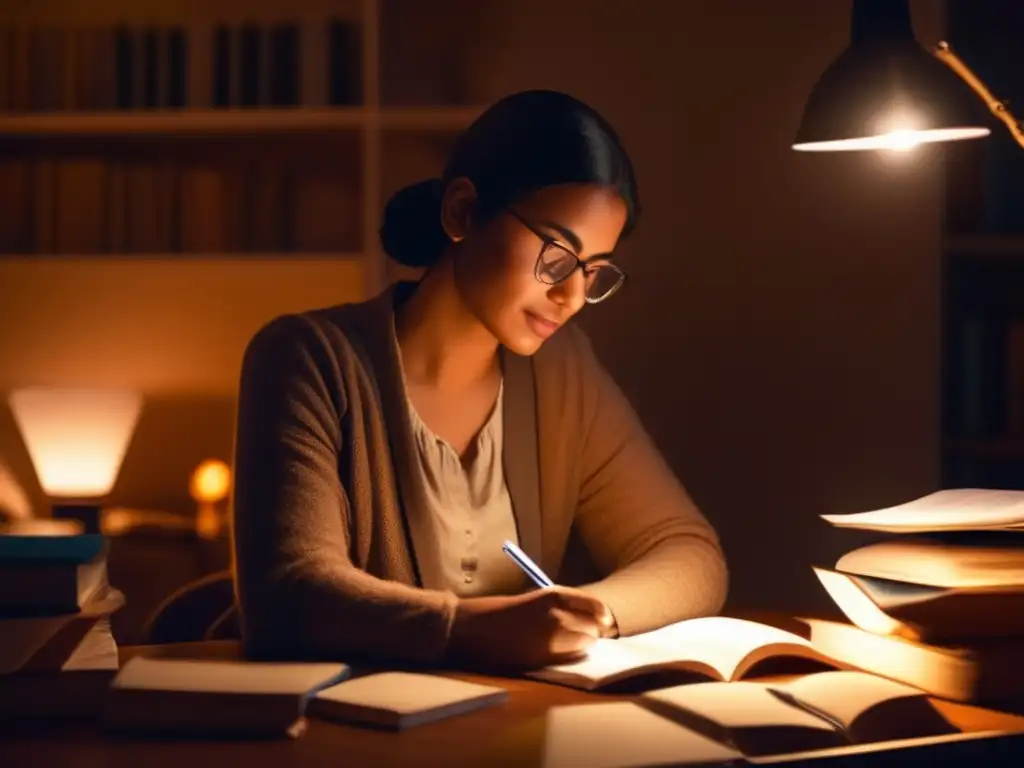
794, 0, 989, 151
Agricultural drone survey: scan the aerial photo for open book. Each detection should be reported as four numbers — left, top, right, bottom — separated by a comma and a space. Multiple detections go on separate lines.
814, 566, 1024, 642
527, 617, 839, 691
821, 488, 1024, 533
639, 671, 954, 756
541, 672, 955, 767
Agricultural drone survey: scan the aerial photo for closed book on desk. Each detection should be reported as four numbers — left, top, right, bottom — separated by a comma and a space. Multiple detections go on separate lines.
0, 533, 109, 614
801, 618, 1024, 704
104, 657, 351, 738
639, 671, 955, 757
309, 672, 508, 729
528, 617, 840, 692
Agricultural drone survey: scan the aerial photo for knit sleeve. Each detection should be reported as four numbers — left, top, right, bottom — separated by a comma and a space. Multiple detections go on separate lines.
231, 314, 457, 664
568, 330, 728, 636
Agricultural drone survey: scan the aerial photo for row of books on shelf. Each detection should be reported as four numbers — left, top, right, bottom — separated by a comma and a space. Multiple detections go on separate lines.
0, 156, 361, 255
0, 20, 360, 113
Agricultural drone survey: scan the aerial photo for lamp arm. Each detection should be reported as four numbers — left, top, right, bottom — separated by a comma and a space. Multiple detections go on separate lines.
933, 41, 1024, 149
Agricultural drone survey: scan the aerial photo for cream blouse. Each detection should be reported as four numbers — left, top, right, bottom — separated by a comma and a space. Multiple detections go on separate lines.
403, 380, 524, 597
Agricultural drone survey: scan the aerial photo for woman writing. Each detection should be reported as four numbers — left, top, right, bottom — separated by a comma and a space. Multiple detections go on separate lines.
232, 89, 727, 671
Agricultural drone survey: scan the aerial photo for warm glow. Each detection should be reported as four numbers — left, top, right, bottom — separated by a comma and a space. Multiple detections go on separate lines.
8, 388, 143, 498
793, 126, 990, 152
189, 459, 231, 503
813, 567, 904, 636
2, 518, 84, 536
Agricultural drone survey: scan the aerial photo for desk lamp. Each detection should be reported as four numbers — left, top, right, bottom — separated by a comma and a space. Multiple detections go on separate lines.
8, 387, 143, 534
793, 0, 1021, 152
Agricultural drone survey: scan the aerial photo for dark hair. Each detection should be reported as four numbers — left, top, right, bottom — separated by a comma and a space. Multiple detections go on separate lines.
379, 90, 640, 268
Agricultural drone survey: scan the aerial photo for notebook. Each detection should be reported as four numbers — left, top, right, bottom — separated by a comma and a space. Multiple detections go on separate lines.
309, 671, 508, 729
639, 671, 955, 756
104, 656, 351, 738
528, 616, 839, 691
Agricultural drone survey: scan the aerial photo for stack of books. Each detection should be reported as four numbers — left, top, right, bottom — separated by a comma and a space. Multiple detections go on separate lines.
811, 488, 1024, 704
0, 528, 124, 719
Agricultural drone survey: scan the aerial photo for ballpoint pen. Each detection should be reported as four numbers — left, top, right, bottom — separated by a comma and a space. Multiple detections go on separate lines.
502, 540, 554, 588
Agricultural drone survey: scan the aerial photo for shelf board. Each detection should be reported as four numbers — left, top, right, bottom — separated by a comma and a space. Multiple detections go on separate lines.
0, 252, 366, 261
0, 107, 484, 137
945, 235, 1024, 258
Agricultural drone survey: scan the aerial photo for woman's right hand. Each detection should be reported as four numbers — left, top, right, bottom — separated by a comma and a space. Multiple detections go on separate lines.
446, 586, 614, 670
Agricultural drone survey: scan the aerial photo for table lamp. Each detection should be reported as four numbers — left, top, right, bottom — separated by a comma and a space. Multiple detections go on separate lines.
8, 387, 143, 534
793, 0, 1021, 152
189, 458, 231, 540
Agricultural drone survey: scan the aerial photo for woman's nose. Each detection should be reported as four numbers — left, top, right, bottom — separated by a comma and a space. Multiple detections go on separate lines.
548, 268, 587, 311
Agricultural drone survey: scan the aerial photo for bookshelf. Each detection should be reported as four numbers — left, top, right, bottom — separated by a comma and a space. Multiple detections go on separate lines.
0, 0, 485, 295
0, 107, 483, 135
941, 2, 1024, 489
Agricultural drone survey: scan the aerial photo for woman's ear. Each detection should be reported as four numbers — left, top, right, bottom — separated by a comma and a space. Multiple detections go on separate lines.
440, 177, 476, 243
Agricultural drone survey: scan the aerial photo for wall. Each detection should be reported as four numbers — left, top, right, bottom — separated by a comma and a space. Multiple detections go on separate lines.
0, 1, 945, 615
0, 259, 364, 513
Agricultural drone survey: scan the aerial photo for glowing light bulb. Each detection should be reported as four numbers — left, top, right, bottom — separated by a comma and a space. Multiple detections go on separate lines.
189, 459, 231, 503
882, 129, 922, 151
190, 459, 231, 539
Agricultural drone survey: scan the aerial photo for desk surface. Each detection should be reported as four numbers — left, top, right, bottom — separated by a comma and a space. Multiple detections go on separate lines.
3, 641, 1024, 768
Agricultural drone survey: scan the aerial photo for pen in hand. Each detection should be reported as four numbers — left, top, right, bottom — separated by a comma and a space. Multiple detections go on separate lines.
502, 540, 554, 588
502, 540, 617, 639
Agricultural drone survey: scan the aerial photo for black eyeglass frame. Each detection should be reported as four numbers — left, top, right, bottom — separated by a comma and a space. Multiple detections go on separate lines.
507, 210, 628, 304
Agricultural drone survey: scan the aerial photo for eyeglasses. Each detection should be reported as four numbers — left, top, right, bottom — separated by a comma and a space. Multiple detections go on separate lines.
508, 211, 627, 304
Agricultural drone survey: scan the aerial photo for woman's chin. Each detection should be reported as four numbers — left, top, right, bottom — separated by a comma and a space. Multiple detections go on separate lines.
500, 330, 547, 357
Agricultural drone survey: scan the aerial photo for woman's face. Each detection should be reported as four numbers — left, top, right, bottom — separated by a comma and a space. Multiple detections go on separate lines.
449, 183, 628, 356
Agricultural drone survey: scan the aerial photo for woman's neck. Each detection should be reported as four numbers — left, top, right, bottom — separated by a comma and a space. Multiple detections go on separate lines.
393, 264, 500, 392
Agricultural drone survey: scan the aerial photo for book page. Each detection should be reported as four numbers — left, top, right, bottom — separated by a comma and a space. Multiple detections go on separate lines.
625, 617, 812, 680
532, 617, 813, 688
113, 656, 350, 695
542, 702, 743, 768
782, 671, 924, 729
837, 539, 1024, 588
822, 489, 1024, 532
642, 681, 835, 731
532, 636, 667, 687
812, 568, 908, 637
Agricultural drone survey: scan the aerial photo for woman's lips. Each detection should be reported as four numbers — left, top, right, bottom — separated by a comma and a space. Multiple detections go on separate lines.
524, 310, 560, 339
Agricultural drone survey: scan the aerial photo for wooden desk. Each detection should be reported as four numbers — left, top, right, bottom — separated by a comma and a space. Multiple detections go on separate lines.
2, 641, 1024, 767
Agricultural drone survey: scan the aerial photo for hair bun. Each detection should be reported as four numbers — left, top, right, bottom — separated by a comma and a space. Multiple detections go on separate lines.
379, 178, 447, 268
